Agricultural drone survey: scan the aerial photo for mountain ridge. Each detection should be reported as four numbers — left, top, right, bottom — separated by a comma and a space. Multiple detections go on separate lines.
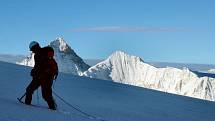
83, 51, 215, 101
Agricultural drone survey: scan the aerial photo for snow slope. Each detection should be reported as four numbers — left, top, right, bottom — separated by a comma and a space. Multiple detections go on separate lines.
1, 61, 215, 121
18, 38, 90, 75
83, 51, 215, 101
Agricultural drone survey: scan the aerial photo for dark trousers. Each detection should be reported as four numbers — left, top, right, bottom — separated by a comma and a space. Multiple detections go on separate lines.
25, 77, 56, 109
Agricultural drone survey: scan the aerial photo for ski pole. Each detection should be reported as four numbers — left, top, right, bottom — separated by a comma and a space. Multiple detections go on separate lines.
18, 93, 26, 101
36, 89, 40, 105
53, 79, 57, 89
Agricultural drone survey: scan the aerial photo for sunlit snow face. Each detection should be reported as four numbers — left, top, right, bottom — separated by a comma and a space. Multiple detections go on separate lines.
50, 38, 68, 52
59, 40, 67, 52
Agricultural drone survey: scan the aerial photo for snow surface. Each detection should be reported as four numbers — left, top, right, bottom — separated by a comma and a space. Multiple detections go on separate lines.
18, 37, 90, 75
0, 62, 215, 121
1, 61, 215, 121
208, 69, 215, 74
83, 51, 215, 101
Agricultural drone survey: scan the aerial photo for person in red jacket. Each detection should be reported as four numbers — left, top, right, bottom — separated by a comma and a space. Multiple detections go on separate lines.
25, 41, 58, 110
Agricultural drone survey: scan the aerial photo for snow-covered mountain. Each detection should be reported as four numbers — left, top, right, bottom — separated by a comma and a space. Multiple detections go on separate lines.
83, 51, 215, 101
18, 38, 90, 75
0, 54, 25, 64
1, 61, 215, 121
208, 69, 215, 74
149, 62, 215, 72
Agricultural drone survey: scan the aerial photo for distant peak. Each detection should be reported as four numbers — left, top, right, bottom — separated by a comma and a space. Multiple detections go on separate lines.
50, 37, 70, 52
56, 37, 66, 44
52, 37, 67, 45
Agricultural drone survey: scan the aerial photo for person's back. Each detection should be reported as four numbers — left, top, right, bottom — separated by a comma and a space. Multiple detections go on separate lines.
41, 46, 58, 78
32, 46, 58, 79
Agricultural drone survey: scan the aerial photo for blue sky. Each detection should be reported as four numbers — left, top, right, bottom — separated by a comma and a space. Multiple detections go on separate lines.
0, 0, 214, 64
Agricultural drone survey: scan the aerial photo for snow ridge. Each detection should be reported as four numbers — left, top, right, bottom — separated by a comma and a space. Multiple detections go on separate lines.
18, 38, 90, 75
208, 69, 215, 74
17, 53, 35, 67
83, 51, 215, 101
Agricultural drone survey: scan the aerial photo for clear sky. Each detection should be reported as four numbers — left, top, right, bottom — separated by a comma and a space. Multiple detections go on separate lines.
0, 0, 214, 64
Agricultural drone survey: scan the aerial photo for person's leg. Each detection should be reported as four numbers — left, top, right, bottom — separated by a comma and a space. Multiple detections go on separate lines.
25, 79, 40, 105
41, 78, 56, 110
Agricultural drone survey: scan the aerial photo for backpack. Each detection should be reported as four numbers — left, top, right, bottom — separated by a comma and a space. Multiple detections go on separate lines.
42, 46, 58, 79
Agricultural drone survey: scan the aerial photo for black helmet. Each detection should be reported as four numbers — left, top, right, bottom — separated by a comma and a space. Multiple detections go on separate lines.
29, 41, 39, 50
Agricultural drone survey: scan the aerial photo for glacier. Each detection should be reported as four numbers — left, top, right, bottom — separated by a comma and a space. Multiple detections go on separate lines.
208, 69, 215, 74
83, 51, 215, 101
